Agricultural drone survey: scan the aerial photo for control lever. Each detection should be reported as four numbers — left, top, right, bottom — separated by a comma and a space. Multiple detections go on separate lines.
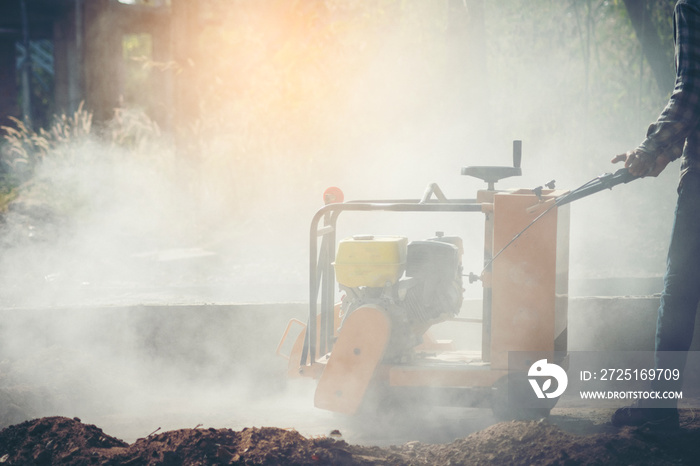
475, 167, 639, 277
555, 168, 637, 206
531, 180, 556, 201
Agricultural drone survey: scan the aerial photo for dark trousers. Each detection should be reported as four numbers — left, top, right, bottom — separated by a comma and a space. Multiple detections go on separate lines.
654, 171, 700, 403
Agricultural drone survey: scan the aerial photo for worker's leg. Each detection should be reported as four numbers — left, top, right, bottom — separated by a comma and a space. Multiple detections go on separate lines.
654, 172, 700, 400
612, 172, 700, 429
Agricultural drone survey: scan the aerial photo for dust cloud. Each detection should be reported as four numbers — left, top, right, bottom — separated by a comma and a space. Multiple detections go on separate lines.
0, 0, 680, 445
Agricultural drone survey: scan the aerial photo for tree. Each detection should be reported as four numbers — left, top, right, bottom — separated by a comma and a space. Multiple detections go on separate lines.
622, 0, 675, 93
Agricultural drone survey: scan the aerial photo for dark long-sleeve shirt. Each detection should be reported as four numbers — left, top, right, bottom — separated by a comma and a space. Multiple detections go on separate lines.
638, 0, 700, 183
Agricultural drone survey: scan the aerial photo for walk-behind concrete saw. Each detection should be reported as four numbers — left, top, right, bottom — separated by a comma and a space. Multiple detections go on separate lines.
277, 141, 637, 420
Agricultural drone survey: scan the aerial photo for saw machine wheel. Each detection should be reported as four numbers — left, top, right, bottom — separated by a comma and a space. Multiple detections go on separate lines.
490, 372, 557, 421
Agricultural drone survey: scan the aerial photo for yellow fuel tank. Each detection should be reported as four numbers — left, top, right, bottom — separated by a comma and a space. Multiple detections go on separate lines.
334, 235, 408, 288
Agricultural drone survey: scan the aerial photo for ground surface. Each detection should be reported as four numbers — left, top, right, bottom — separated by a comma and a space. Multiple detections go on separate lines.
2, 412, 700, 465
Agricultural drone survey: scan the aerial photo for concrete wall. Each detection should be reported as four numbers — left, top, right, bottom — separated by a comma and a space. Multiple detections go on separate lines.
1, 297, 697, 427
0, 303, 307, 384
569, 296, 661, 352
1, 297, 692, 373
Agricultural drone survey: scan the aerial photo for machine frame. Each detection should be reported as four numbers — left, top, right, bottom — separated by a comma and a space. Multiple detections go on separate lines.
278, 142, 573, 418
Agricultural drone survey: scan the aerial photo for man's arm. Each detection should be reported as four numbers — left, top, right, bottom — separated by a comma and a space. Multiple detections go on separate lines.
611, 149, 672, 177
611, 131, 683, 177
613, 1, 700, 176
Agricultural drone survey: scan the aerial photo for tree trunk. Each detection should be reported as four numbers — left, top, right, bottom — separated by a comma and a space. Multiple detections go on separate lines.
170, 0, 200, 130
622, 0, 674, 93
84, 0, 121, 123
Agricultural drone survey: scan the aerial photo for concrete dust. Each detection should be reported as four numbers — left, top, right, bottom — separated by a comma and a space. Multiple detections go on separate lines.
3, 316, 700, 465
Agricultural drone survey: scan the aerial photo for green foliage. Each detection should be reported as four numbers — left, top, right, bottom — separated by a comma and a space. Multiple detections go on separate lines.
0, 180, 18, 213
484, 0, 673, 151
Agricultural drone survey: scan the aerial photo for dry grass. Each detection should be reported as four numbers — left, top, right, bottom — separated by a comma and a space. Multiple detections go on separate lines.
1, 102, 93, 169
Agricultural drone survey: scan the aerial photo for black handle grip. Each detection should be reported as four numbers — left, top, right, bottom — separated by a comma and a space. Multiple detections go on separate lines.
555, 168, 639, 206
513, 140, 522, 168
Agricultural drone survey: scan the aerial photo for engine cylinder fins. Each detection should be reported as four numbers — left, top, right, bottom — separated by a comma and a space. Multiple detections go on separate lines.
404, 240, 463, 323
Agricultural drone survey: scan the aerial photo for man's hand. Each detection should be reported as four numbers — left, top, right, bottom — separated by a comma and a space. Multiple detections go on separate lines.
611, 149, 670, 177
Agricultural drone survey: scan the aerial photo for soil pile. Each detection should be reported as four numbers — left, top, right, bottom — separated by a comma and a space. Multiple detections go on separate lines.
0, 417, 126, 465
405, 418, 694, 465
1, 415, 700, 465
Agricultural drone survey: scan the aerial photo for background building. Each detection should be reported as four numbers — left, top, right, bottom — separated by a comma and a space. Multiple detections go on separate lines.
0, 0, 187, 129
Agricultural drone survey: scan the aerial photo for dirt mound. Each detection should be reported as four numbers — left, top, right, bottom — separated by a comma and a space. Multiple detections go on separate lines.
0, 418, 398, 465
108, 426, 380, 466
2, 415, 700, 465
0, 416, 127, 465
406, 419, 690, 465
